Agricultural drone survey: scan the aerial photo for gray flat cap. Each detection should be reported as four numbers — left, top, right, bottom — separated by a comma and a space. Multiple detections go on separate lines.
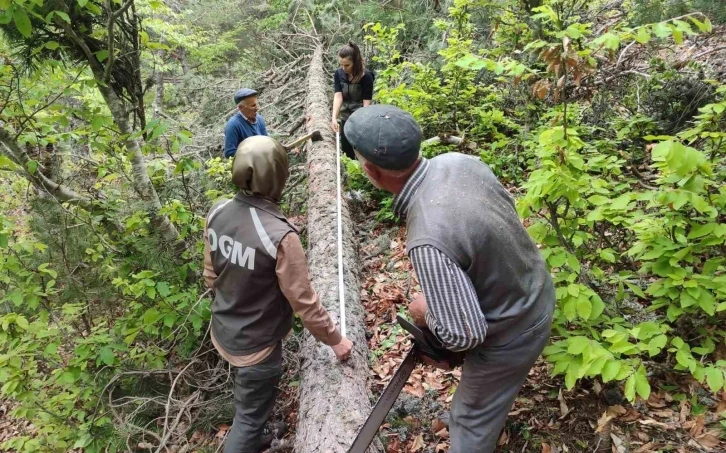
344, 104, 422, 171
234, 88, 258, 104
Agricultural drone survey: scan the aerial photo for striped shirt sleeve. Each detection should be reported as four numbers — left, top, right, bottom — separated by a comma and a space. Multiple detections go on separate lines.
409, 245, 487, 352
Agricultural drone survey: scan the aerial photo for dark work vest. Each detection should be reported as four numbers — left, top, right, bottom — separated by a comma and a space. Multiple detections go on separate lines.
338, 68, 371, 121
406, 153, 555, 346
206, 193, 296, 356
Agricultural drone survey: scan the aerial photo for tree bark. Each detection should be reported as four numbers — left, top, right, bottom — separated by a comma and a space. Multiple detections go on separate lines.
101, 85, 183, 247
295, 44, 383, 453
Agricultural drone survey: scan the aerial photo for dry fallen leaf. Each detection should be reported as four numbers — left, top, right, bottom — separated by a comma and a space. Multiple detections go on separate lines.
435, 442, 449, 453
558, 389, 569, 419
435, 428, 449, 439
696, 433, 720, 449
634, 442, 656, 453
215, 424, 230, 439
638, 418, 675, 430
497, 429, 509, 446
410, 433, 425, 452
386, 437, 401, 453
633, 431, 650, 442
688, 414, 705, 437
432, 419, 446, 434
608, 405, 627, 416
679, 400, 690, 424
611, 433, 627, 453
596, 411, 614, 434
541, 442, 553, 453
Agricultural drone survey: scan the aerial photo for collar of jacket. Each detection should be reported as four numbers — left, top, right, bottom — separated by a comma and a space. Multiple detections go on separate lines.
392, 157, 430, 218
233, 192, 298, 232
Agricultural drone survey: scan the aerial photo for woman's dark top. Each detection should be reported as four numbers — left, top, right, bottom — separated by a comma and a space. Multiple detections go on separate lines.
334, 68, 374, 121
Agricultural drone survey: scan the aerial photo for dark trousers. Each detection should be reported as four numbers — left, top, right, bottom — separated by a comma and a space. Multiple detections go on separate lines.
339, 119, 356, 160
449, 311, 552, 453
224, 342, 283, 453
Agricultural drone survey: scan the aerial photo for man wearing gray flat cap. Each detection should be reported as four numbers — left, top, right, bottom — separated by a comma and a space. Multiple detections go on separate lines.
345, 104, 555, 453
224, 88, 269, 158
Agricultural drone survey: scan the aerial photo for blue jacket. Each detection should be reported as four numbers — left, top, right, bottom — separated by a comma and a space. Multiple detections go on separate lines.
224, 112, 268, 158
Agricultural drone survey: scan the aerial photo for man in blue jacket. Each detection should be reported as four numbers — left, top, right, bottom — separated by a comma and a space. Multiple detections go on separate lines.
224, 88, 269, 158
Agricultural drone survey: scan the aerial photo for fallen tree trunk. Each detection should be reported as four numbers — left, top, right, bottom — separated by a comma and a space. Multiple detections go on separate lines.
295, 44, 382, 453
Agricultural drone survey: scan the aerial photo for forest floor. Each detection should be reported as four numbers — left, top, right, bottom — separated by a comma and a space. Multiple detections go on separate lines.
347, 194, 726, 453
183, 191, 726, 453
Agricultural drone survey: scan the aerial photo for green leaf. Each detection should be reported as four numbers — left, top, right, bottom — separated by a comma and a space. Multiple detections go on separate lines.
653, 22, 671, 38
95, 50, 109, 62
44, 343, 59, 356
672, 28, 684, 44
156, 282, 171, 297
146, 286, 157, 299
688, 16, 709, 32
577, 298, 592, 320
78, 0, 89, 6
588, 195, 609, 205
565, 358, 581, 389
99, 347, 114, 366
635, 368, 651, 400
26, 160, 38, 174
635, 27, 651, 44
15, 316, 29, 330
55, 11, 71, 23
590, 295, 605, 320
610, 341, 636, 354
562, 298, 577, 321
649, 334, 668, 350
624, 374, 636, 402
688, 223, 715, 239
567, 254, 581, 273
698, 291, 716, 316
0, 0, 11, 10
142, 308, 160, 325
549, 252, 566, 268
0, 233, 7, 249
594, 32, 620, 51
600, 249, 616, 263
609, 194, 631, 211
704, 367, 724, 392
626, 283, 646, 299
13, 7, 32, 38
92, 116, 106, 131
567, 336, 589, 355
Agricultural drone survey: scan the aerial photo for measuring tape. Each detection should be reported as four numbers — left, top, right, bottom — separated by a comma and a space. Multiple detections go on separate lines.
336, 124, 346, 338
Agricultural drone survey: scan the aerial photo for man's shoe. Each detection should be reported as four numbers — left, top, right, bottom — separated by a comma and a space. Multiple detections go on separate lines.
257, 421, 286, 452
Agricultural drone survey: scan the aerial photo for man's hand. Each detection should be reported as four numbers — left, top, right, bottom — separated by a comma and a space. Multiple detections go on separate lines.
330, 119, 339, 132
331, 336, 353, 361
409, 293, 428, 327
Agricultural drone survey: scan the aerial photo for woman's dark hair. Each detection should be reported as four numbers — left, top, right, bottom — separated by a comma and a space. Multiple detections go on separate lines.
338, 41, 364, 80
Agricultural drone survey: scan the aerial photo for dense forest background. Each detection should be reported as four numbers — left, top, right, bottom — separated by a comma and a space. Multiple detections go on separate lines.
1, 0, 725, 451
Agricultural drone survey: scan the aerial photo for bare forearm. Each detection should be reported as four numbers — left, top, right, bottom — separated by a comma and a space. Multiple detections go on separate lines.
332, 93, 343, 120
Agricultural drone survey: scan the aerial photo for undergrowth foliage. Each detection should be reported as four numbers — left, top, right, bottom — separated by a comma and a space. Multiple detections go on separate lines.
364, 0, 726, 406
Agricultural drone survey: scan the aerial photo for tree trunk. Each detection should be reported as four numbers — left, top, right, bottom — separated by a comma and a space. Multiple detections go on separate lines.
99, 85, 183, 248
295, 44, 383, 453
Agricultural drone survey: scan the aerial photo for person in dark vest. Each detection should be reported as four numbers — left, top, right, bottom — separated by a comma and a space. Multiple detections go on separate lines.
344, 105, 555, 453
203, 135, 353, 453
223, 88, 269, 159
331, 41, 374, 160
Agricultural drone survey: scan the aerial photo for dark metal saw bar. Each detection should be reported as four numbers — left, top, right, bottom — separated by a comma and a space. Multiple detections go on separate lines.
346, 347, 418, 453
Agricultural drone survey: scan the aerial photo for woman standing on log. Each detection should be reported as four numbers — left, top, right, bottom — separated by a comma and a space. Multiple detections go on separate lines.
331, 41, 374, 160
